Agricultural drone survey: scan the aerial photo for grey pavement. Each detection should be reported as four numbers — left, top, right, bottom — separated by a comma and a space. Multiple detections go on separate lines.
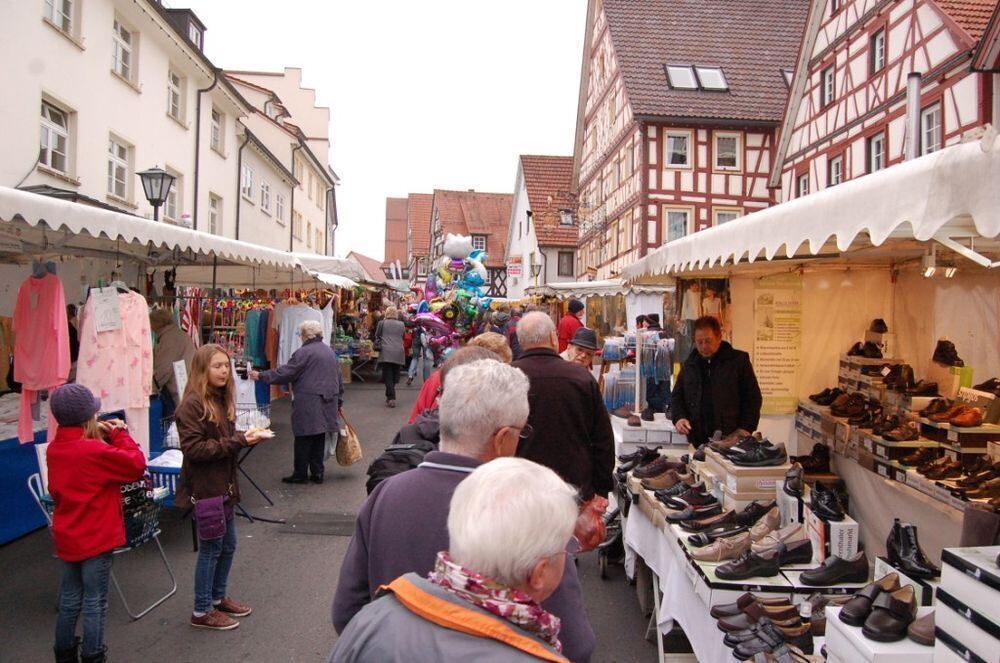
0, 374, 656, 662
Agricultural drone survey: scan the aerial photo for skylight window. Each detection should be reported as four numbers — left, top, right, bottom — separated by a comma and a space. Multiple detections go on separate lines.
694, 66, 728, 91
665, 65, 698, 90
781, 69, 794, 87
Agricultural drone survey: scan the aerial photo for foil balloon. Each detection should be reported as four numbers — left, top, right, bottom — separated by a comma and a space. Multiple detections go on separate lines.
424, 272, 438, 300
413, 312, 452, 337
417, 300, 429, 313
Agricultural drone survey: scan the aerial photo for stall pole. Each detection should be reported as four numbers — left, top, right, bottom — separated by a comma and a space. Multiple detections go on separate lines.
634, 330, 643, 413
209, 256, 218, 337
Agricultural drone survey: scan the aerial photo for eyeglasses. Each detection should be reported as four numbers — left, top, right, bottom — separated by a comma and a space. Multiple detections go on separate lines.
515, 423, 534, 440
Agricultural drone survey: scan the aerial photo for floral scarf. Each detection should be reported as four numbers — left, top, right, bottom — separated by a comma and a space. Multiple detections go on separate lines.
428, 551, 562, 652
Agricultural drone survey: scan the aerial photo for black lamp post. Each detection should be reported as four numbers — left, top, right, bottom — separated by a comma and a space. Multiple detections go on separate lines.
137, 166, 176, 222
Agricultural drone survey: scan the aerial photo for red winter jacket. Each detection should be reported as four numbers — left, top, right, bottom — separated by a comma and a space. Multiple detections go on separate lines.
47, 426, 147, 562
557, 313, 583, 353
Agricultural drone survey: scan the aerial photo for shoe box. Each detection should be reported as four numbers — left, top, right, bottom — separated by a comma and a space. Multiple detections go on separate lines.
804, 502, 859, 563
689, 556, 796, 610
873, 556, 940, 607
824, 606, 934, 663
939, 546, 1000, 625
720, 484, 775, 512
934, 586, 1000, 663
776, 480, 804, 527
703, 448, 790, 494
990, 440, 1000, 461
934, 630, 990, 663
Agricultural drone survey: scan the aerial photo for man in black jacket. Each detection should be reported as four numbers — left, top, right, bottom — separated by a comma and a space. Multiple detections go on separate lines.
671, 316, 762, 447
513, 312, 614, 500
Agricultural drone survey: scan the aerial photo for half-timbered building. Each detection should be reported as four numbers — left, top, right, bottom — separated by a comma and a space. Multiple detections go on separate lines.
572, 0, 809, 279
773, 0, 998, 198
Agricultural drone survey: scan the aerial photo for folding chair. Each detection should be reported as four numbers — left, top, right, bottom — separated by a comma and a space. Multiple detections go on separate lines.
27, 473, 178, 621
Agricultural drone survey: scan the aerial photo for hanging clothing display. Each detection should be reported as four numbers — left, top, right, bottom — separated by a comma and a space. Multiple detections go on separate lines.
13, 272, 70, 443
278, 304, 324, 366
76, 289, 153, 454
321, 297, 334, 345
0, 317, 13, 392
180, 288, 203, 348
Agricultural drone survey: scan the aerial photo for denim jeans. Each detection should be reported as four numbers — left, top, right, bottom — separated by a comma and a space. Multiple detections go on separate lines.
55, 551, 113, 656
194, 510, 237, 613
646, 377, 671, 413
407, 348, 432, 382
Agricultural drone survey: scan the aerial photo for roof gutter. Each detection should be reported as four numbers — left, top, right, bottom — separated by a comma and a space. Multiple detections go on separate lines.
192, 69, 219, 231
633, 114, 778, 128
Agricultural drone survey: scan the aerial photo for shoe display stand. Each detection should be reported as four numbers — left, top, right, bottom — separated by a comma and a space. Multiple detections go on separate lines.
823, 606, 934, 663
611, 416, 688, 456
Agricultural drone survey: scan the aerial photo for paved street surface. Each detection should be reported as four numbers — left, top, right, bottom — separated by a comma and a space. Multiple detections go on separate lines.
0, 376, 656, 662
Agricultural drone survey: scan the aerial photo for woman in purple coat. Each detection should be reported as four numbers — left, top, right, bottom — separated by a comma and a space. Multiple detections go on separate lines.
250, 320, 344, 484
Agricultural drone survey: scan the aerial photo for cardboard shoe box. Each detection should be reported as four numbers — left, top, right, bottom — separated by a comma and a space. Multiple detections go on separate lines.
703, 447, 789, 494
805, 503, 859, 563
935, 587, 1000, 663
939, 546, 1000, 623
824, 606, 934, 663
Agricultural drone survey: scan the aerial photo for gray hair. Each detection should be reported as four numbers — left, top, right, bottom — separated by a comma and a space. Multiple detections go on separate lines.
299, 320, 324, 340
384, 306, 399, 320
516, 311, 556, 348
448, 458, 578, 587
439, 360, 529, 458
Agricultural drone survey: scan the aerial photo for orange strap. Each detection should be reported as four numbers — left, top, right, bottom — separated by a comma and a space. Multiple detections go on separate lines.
383, 577, 567, 662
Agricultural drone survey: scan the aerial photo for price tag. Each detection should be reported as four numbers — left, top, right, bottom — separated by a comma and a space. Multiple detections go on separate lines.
947, 429, 959, 442
875, 445, 887, 459
91, 287, 122, 332
895, 470, 906, 483
877, 464, 889, 478
173, 360, 188, 397
881, 365, 892, 377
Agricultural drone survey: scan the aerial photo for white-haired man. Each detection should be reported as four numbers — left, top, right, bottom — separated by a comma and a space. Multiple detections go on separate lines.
332, 360, 595, 662
331, 457, 579, 662
250, 320, 343, 484
514, 312, 614, 502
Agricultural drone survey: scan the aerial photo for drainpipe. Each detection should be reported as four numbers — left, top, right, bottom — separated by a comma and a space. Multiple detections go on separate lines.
193, 70, 220, 231
289, 144, 302, 252
905, 72, 922, 160
234, 131, 251, 240
324, 185, 333, 255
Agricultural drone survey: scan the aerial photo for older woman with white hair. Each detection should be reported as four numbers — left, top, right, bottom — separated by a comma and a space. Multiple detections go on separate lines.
375, 305, 406, 408
250, 320, 344, 484
331, 456, 579, 662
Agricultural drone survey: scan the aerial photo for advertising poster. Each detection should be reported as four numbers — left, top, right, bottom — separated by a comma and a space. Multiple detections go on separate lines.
754, 273, 802, 414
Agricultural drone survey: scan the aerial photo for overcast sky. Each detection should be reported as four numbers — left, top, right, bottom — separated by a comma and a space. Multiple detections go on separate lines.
184, 0, 586, 261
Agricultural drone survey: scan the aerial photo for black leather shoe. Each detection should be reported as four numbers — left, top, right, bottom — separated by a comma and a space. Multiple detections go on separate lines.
732, 621, 814, 658
800, 551, 869, 586
654, 480, 702, 502
861, 341, 883, 359
885, 518, 939, 578
282, 475, 308, 484
687, 523, 749, 547
810, 482, 845, 521
809, 387, 834, 402
861, 585, 917, 642
839, 573, 900, 626
777, 539, 814, 566
309, 475, 324, 484
784, 463, 803, 497
665, 502, 722, 523
640, 407, 655, 422
813, 388, 844, 406
906, 380, 939, 397
710, 593, 792, 619
734, 500, 777, 527
869, 318, 888, 333
791, 443, 830, 474
932, 339, 964, 367
732, 443, 787, 467
716, 550, 781, 580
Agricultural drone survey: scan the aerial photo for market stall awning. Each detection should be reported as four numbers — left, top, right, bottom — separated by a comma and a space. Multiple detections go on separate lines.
527, 278, 674, 299
291, 253, 367, 284
623, 133, 1000, 281
0, 185, 299, 269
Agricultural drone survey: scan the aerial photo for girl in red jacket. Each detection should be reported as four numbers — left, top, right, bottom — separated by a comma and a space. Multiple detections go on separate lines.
47, 383, 147, 663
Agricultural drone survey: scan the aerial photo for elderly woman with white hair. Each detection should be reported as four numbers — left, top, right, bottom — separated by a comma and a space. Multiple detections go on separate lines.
331, 456, 579, 662
250, 320, 344, 484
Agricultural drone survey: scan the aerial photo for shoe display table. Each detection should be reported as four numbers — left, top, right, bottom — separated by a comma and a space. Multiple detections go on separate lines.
824, 606, 934, 663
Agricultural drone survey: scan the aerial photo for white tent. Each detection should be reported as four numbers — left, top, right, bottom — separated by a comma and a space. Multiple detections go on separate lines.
527, 278, 674, 299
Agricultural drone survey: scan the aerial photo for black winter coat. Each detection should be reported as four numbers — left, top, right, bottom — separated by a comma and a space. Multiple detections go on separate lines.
670, 341, 762, 446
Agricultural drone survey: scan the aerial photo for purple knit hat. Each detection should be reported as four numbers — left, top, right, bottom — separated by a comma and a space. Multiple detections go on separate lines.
50, 384, 102, 426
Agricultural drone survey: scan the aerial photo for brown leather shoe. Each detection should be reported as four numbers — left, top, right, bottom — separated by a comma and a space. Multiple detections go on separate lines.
716, 596, 798, 631
906, 611, 934, 646
191, 609, 239, 630
950, 407, 984, 427
641, 469, 681, 490
748, 506, 781, 542
626, 414, 642, 427
751, 523, 808, 554
690, 531, 751, 563
633, 457, 685, 479
930, 404, 965, 422
925, 460, 963, 480
215, 597, 252, 617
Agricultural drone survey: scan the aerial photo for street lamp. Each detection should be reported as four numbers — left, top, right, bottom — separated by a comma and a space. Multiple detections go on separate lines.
530, 261, 542, 285
137, 166, 176, 222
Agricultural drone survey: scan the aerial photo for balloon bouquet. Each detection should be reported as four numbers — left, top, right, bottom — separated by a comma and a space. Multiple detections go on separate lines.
409, 234, 493, 360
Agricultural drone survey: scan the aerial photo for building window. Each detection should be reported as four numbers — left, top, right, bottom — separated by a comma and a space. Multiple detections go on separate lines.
315, 228, 322, 252
167, 70, 183, 121
210, 108, 224, 153
797, 174, 809, 198
666, 209, 689, 242
188, 23, 202, 49
781, 69, 794, 87
694, 66, 728, 91
112, 19, 133, 81
240, 164, 254, 200
557, 252, 574, 277
714, 133, 741, 171
921, 103, 942, 155
559, 210, 573, 225
260, 180, 271, 212
40, 102, 69, 173
828, 155, 843, 186
665, 132, 690, 167
275, 193, 286, 225
307, 222, 313, 248
821, 67, 835, 107
44, 0, 73, 33
106, 137, 130, 199
292, 211, 303, 240
472, 235, 487, 252
665, 65, 698, 89
831, 0, 842, 14
714, 209, 741, 225
871, 29, 886, 74
208, 194, 221, 235
867, 133, 885, 173
164, 171, 181, 221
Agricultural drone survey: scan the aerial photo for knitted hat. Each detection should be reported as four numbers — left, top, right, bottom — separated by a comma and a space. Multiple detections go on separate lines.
50, 384, 102, 426
568, 299, 585, 314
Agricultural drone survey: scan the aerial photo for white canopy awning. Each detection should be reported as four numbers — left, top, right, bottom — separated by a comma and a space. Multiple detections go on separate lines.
291, 253, 367, 284
623, 132, 1000, 281
528, 278, 674, 299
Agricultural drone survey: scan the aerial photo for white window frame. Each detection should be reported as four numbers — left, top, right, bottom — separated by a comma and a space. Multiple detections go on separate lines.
867, 133, 885, 173
260, 180, 271, 213
292, 211, 303, 240
821, 66, 835, 107
40, 101, 70, 174
471, 235, 487, 252
208, 194, 221, 235
713, 208, 742, 226
188, 23, 202, 48
797, 173, 809, 198
665, 131, 692, 168
167, 69, 183, 122
210, 108, 224, 154
559, 210, 573, 226
240, 164, 255, 201
920, 103, 942, 155
828, 155, 843, 186
275, 193, 286, 226
112, 18, 134, 82
164, 170, 181, 221
871, 29, 886, 73
713, 132, 742, 172
664, 207, 692, 243
107, 136, 130, 199
44, 0, 73, 33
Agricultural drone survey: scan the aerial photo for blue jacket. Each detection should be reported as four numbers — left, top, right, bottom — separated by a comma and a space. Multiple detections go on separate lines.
259, 337, 343, 437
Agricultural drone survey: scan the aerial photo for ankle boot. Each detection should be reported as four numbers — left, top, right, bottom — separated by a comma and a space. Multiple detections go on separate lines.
886, 518, 940, 578
80, 647, 107, 663
54, 637, 80, 663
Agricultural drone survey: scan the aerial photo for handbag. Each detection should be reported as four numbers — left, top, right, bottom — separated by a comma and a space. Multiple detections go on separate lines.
373, 321, 383, 351
193, 495, 228, 540
336, 417, 363, 466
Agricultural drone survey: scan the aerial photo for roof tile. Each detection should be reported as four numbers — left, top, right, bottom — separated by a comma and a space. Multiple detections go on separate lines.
431, 190, 513, 268
407, 193, 434, 257
520, 155, 579, 248
935, 0, 998, 41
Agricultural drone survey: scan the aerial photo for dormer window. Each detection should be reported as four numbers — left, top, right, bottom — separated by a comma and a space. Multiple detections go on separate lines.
188, 22, 202, 49
665, 65, 728, 91
559, 210, 573, 226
